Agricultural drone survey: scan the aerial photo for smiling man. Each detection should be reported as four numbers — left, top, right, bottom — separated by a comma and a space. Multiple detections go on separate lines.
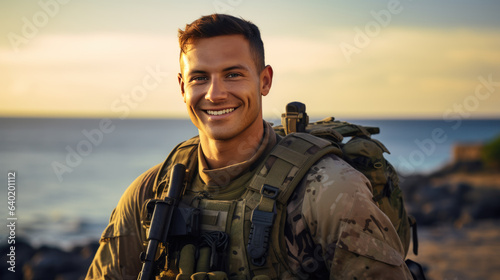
179, 33, 272, 169
86, 14, 412, 279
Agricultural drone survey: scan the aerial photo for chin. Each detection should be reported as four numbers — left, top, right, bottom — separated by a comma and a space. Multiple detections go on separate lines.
205, 127, 239, 141
208, 132, 236, 141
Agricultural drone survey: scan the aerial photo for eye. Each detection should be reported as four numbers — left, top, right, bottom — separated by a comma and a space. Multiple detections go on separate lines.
226, 73, 242, 78
190, 76, 208, 82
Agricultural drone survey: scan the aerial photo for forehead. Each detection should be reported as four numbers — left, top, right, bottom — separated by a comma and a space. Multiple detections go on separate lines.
180, 35, 256, 74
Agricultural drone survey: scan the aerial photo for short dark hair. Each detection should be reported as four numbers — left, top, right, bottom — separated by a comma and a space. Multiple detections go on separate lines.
178, 14, 265, 72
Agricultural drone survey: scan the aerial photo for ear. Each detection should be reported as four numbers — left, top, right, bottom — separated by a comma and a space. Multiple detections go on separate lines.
260, 65, 273, 97
178, 73, 186, 103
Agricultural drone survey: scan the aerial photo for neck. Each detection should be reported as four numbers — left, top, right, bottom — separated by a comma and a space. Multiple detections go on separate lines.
200, 121, 265, 170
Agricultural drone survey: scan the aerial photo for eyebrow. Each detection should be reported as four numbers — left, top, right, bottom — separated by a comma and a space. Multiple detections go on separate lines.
186, 69, 208, 76
186, 64, 250, 77
222, 64, 249, 72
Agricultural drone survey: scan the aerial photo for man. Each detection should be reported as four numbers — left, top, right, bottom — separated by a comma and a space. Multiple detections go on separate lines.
86, 14, 412, 279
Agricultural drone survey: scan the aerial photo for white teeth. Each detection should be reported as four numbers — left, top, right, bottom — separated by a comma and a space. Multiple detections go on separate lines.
207, 108, 235, 116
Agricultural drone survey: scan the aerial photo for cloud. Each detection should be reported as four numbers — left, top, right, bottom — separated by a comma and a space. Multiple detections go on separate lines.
1, 28, 499, 118
264, 27, 500, 118
0, 33, 184, 117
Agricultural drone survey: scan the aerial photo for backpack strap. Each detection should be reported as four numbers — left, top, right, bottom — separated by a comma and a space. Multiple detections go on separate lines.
246, 132, 342, 271
247, 133, 341, 204
153, 136, 200, 198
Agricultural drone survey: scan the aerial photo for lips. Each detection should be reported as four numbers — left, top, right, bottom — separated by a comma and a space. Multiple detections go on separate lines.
206, 108, 235, 116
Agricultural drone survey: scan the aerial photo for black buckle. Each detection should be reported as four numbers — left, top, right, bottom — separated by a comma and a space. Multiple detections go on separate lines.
261, 184, 280, 199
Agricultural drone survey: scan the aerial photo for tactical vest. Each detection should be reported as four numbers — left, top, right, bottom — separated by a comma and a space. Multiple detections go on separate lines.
142, 131, 341, 280
141, 115, 418, 279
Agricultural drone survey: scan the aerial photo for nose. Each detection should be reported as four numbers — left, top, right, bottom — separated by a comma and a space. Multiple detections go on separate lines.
205, 77, 228, 103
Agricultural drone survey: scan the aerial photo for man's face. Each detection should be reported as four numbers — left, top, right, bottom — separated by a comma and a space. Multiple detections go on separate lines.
178, 35, 272, 141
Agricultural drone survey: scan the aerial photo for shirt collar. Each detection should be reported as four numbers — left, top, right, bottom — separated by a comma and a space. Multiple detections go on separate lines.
198, 121, 277, 186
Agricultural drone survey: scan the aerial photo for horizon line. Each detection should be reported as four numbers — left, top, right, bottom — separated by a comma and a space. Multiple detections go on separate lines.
1, 115, 500, 121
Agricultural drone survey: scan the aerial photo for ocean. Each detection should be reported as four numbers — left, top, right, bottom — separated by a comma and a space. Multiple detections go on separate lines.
0, 117, 499, 249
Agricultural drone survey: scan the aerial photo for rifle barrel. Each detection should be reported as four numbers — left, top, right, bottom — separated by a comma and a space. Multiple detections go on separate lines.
139, 164, 186, 280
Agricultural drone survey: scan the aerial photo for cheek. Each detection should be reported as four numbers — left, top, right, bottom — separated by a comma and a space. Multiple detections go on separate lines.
183, 88, 199, 106
184, 93, 192, 105
184, 95, 199, 120
230, 80, 258, 98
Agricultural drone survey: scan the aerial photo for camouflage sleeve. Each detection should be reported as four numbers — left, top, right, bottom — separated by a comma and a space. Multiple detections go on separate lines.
85, 164, 159, 280
284, 154, 412, 279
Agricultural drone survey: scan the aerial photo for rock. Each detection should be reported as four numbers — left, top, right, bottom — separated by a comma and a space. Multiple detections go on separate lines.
0, 240, 99, 280
0, 238, 35, 280
467, 188, 500, 220
401, 169, 500, 227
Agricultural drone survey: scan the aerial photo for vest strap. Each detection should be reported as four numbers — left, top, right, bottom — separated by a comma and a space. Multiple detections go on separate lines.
270, 145, 307, 166
248, 133, 341, 206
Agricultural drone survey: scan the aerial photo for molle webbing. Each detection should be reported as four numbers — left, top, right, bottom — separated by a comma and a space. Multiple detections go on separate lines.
274, 116, 380, 139
247, 132, 342, 205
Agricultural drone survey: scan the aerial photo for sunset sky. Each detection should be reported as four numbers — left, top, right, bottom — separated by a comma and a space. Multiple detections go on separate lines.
1, 0, 499, 119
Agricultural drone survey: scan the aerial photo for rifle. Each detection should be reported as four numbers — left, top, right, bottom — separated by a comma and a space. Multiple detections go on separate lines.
138, 163, 186, 280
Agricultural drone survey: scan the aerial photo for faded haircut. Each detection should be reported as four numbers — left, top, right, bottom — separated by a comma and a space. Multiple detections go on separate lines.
178, 14, 265, 72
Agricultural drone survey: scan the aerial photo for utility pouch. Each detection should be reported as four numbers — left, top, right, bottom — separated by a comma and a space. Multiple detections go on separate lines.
190, 271, 228, 280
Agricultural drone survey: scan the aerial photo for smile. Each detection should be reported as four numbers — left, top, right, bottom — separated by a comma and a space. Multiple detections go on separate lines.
206, 108, 235, 116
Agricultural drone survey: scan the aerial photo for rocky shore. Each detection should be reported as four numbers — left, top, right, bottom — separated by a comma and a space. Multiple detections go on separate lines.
401, 172, 500, 229
0, 239, 99, 280
400, 156, 500, 280
402, 142, 500, 226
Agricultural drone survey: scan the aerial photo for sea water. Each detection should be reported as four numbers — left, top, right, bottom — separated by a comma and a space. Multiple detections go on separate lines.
0, 117, 499, 249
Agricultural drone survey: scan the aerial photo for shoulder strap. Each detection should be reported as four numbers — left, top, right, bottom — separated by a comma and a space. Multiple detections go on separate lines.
153, 136, 200, 197
247, 132, 342, 204
246, 132, 342, 271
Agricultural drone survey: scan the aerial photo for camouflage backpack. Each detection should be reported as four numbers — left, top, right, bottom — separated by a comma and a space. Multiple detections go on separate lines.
276, 102, 418, 257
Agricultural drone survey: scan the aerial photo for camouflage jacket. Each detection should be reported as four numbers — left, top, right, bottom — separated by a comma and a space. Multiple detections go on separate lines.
86, 122, 412, 279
